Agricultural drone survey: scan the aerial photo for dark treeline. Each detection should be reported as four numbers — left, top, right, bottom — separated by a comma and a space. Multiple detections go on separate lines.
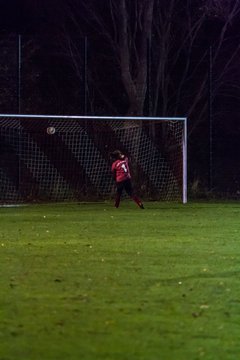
1, 0, 240, 197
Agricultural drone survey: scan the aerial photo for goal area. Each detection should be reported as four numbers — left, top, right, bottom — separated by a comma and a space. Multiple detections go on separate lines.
0, 114, 187, 204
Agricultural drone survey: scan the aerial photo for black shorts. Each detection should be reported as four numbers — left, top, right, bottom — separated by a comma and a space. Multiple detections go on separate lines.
116, 179, 133, 196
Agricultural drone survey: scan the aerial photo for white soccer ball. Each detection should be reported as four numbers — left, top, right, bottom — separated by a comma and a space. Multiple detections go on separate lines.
47, 127, 56, 135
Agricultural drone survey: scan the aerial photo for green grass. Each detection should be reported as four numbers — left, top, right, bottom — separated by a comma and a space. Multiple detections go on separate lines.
0, 201, 240, 360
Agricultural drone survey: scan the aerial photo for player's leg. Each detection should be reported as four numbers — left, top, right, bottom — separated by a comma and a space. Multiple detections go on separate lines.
115, 182, 123, 208
124, 180, 144, 209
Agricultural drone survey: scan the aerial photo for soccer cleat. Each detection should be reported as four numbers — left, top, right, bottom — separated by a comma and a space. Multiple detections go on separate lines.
139, 204, 144, 209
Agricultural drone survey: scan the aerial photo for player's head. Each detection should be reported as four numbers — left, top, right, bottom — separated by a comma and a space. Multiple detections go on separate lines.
110, 150, 124, 160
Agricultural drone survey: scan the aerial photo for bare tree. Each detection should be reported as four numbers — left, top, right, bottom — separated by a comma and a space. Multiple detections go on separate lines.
116, 0, 154, 115
151, 0, 240, 129
58, 0, 240, 125
59, 0, 154, 115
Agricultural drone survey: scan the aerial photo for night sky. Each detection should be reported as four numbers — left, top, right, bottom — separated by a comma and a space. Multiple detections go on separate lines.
0, 0, 21, 31
0, 0, 63, 34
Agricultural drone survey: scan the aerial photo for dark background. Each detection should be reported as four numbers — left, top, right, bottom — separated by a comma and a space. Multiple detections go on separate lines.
1, 0, 240, 199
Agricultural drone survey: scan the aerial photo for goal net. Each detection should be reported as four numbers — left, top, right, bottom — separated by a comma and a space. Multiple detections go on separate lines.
0, 115, 187, 204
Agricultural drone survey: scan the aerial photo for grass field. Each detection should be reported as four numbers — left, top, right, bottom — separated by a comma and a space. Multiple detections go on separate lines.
0, 201, 240, 360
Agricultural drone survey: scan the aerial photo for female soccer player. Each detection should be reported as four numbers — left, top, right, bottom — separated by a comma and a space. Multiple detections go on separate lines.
110, 150, 144, 209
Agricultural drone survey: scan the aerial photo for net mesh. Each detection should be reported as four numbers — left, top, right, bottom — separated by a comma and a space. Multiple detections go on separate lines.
0, 116, 185, 203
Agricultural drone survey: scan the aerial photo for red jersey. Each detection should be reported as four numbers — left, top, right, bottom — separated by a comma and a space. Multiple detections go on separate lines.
111, 157, 131, 183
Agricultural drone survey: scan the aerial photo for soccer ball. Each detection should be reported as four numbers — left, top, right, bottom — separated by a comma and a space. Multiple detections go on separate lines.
47, 127, 56, 135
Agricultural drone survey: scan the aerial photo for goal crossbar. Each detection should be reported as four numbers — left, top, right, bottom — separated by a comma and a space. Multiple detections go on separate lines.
0, 114, 187, 121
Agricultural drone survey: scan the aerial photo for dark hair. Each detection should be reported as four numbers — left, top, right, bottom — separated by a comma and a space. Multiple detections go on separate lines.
110, 150, 122, 160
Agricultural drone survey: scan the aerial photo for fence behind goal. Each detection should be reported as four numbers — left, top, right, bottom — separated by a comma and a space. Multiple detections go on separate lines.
0, 115, 187, 204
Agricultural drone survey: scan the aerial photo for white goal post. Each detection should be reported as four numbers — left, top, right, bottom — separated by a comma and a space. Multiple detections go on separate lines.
0, 114, 187, 204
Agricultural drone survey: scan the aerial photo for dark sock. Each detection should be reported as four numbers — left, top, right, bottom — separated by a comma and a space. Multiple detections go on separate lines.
115, 194, 121, 208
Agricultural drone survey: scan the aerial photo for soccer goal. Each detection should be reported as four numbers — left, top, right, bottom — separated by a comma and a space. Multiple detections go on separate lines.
0, 114, 187, 204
